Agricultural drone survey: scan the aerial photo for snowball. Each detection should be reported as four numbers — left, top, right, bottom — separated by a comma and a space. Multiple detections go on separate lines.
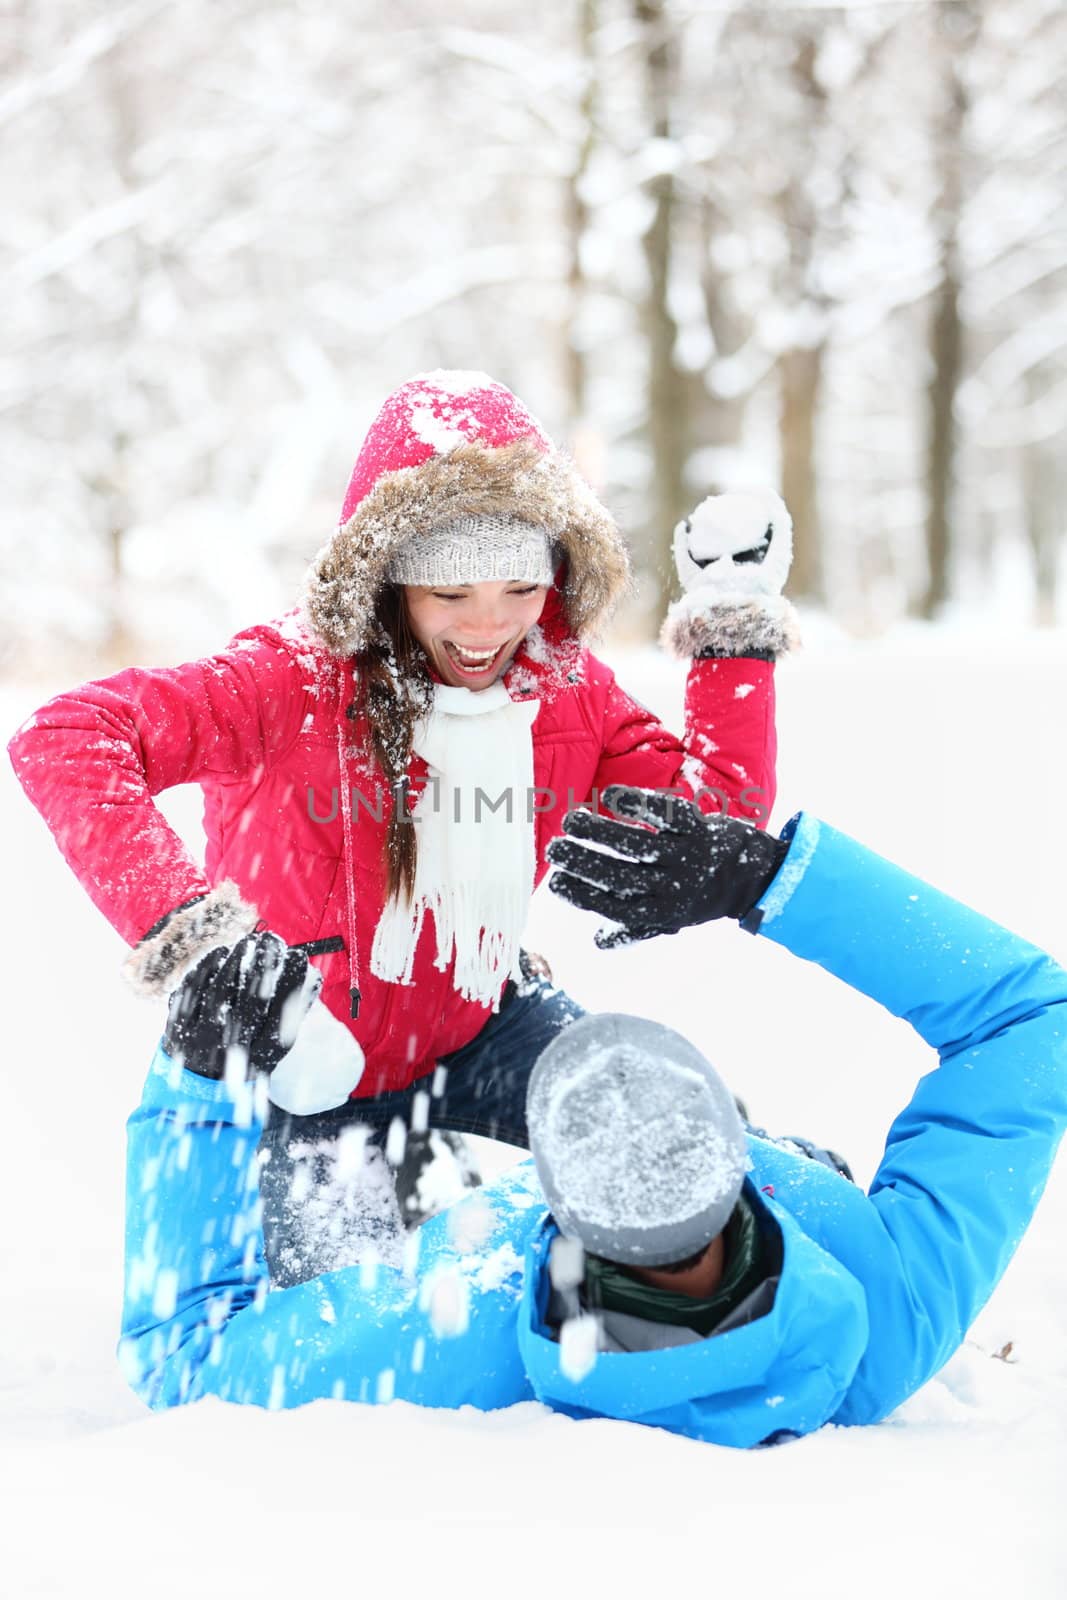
559, 1314, 599, 1383
549, 1235, 585, 1292
421, 1267, 471, 1338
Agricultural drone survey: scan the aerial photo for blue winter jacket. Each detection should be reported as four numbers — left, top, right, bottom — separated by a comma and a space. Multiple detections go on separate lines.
119, 815, 1067, 1446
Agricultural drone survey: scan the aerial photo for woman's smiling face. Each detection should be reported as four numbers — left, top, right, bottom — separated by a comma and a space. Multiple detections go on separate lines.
403, 580, 550, 689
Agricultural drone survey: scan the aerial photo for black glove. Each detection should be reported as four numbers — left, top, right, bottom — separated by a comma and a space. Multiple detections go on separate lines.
546, 786, 788, 948
163, 932, 321, 1080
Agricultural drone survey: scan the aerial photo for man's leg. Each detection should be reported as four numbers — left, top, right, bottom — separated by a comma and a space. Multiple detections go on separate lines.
122, 1051, 268, 1407
125, 1052, 539, 1411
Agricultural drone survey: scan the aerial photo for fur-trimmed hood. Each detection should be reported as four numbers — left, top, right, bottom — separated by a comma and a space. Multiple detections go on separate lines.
303, 371, 630, 658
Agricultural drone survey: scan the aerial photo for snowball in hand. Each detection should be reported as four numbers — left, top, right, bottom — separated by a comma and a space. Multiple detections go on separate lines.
267, 998, 366, 1116
674, 487, 792, 598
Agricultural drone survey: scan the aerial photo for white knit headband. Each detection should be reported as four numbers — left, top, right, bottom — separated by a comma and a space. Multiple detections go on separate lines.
386, 516, 556, 588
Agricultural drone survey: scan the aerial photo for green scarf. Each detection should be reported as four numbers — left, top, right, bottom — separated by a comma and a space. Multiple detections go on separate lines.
582, 1192, 770, 1338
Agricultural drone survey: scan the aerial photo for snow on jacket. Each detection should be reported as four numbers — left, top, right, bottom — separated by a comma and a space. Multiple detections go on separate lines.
119, 816, 1067, 1443
8, 372, 787, 1098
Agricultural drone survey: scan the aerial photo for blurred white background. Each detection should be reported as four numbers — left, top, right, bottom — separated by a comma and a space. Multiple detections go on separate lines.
2, 0, 1064, 676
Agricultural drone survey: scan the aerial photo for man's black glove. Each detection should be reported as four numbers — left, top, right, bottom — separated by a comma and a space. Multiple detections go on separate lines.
546, 786, 788, 948
163, 932, 321, 1080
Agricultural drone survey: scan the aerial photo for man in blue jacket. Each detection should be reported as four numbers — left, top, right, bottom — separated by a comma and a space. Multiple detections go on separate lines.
119, 788, 1067, 1446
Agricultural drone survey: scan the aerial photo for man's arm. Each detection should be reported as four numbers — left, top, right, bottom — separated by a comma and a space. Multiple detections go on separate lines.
747, 812, 1067, 1421
548, 794, 1067, 1419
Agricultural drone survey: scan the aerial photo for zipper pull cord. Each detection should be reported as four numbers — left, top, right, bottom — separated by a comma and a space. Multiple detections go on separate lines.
336, 719, 361, 1019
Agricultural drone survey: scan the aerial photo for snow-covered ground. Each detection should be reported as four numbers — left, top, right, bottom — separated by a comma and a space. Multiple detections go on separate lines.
3, 627, 1065, 1598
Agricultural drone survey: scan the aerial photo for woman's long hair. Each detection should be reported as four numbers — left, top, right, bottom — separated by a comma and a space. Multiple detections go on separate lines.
352, 585, 432, 904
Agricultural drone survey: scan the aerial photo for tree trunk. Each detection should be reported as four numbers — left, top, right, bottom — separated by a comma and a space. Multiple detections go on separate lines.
1023, 408, 1063, 627
692, 193, 751, 477
106, 487, 137, 667
775, 32, 829, 607
100, 42, 144, 663
634, 0, 689, 619
779, 343, 825, 601
563, 0, 598, 431
919, 1, 977, 618
921, 257, 962, 617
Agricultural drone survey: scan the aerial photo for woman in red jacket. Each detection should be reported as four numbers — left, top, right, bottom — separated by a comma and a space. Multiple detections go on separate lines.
9, 370, 798, 1285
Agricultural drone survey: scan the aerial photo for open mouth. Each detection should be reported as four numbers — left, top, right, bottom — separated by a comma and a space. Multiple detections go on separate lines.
442, 640, 508, 679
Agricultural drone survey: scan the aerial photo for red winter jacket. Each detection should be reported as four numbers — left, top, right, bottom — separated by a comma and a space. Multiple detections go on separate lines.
9, 594, 775, 1095
9, 370, 787, 1096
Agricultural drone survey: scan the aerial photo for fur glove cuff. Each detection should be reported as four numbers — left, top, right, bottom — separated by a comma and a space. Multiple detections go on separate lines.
122, 881, 260, 998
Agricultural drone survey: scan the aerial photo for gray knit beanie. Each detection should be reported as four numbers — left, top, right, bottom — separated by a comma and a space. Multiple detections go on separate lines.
526, 1013, 748, 1267
386, 515, 556, 588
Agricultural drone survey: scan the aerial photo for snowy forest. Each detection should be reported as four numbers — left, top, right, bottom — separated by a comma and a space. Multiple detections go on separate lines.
4, 6, 1067, 1591
3, 0, 1065, 676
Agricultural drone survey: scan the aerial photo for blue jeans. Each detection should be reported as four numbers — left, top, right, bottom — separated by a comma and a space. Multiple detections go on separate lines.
259, 974, 585, 1285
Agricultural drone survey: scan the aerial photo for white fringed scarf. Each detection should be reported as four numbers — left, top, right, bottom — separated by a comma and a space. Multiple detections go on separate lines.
370, 682, 540, 1008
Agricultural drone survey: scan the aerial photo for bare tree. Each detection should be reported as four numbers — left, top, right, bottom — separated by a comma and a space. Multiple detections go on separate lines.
632, 0, 690, 614
919, 0, 979, 618
691, 193, 754, 478
4, 0, 1066, 663
563, 0, 599, 429
1021, 368, 1065, 624
775, 33, 832, 605
954, 0, 1066, 623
